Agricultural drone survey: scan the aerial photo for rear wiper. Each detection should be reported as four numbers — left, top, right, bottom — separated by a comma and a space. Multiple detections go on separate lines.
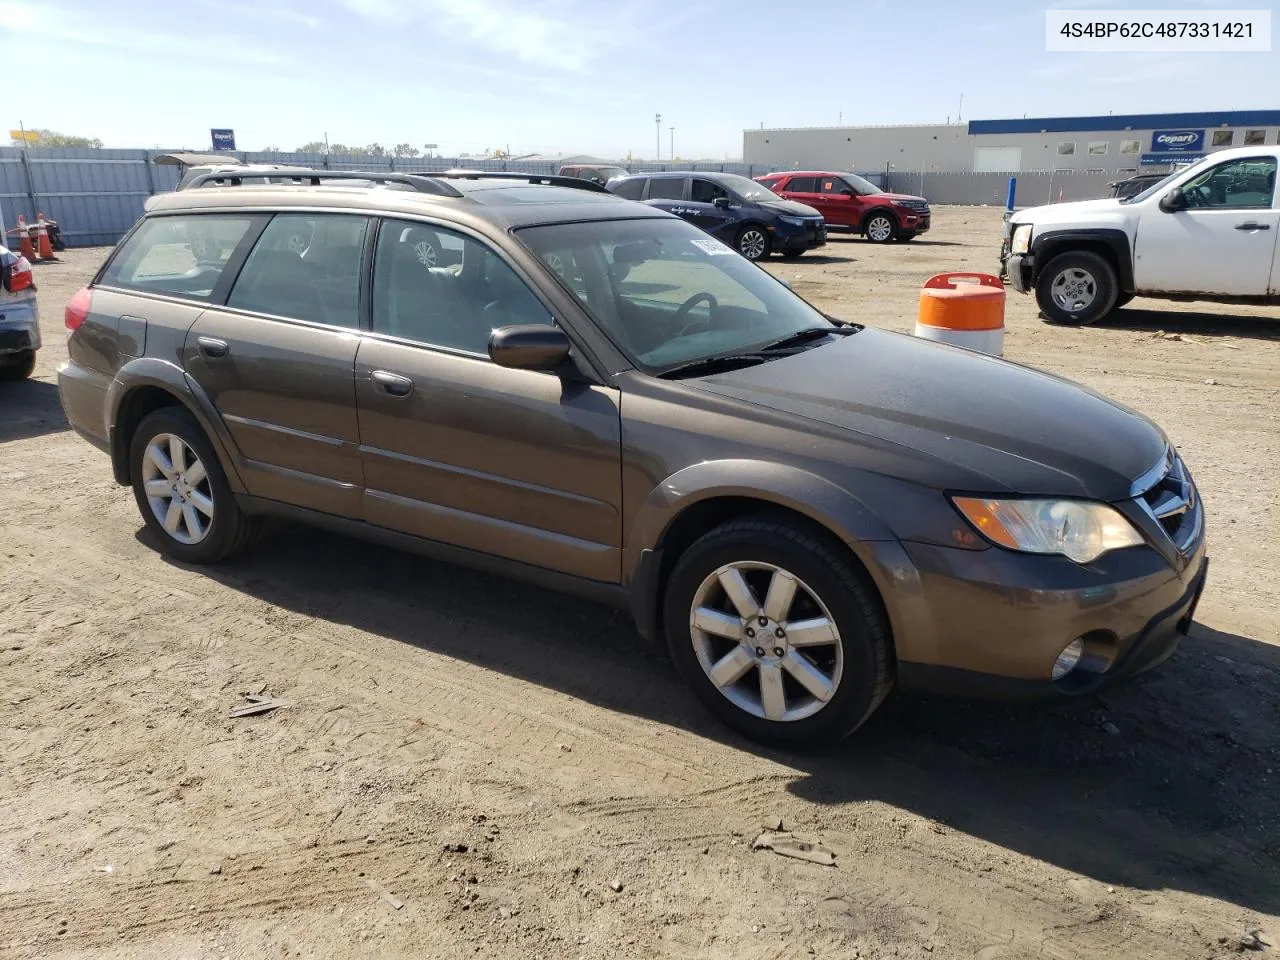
757, 325, 858, 353
655, 353, 769, 380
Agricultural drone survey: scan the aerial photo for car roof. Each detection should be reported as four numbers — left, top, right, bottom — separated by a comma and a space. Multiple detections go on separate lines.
635, 170, 737, 181
145, 179, 672, 232
767, 171, 851, 177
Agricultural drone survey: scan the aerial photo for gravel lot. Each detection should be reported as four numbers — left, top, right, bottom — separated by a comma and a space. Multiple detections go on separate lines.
2, 206, 1277, 959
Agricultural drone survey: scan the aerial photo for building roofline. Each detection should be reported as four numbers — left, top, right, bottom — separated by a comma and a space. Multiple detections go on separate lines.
969, 110, 1280, 135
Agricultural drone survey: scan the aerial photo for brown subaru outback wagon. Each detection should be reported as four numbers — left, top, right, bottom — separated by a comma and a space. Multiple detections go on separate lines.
58, 170, 1207, 745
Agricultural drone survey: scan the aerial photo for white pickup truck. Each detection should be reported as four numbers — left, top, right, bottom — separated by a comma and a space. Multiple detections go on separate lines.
1002, 145, 1279, 325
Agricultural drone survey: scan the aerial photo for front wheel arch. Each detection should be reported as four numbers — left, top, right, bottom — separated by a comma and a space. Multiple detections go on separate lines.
861, 208, 899, 242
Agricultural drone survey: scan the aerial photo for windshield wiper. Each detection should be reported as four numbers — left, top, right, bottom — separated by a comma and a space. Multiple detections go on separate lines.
655, 353, 769, 380
756, 325, 858, 353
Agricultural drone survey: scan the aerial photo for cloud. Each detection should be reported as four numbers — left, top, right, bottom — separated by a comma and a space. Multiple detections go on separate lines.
340, 0, 670, 73
196, 0, 322, 29
0, 1, 289, 66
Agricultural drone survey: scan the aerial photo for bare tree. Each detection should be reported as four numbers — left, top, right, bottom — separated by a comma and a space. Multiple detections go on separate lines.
393, 143, 420, 158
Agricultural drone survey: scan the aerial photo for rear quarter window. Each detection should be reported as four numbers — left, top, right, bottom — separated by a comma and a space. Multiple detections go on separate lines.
612, 177, 646, 200
100, 215, 256, 300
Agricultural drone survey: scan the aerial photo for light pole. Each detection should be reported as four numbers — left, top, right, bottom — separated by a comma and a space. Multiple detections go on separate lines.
669, 126, 675, 162
654, 113, 661, 162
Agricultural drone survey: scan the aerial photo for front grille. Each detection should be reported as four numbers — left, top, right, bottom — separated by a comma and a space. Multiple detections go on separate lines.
1136, 454, 1201, 552
898, 200, 930, 214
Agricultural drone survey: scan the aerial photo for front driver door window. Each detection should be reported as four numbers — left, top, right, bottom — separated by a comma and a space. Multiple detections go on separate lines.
1135, 156, 1279, 296
354, 218, 623, 581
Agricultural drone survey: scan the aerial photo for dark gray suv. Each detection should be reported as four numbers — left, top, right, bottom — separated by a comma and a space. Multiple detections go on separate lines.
58, 170, 1207, 745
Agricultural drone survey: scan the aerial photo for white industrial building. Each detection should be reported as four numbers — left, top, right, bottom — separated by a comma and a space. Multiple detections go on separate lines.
744, 111, 1280, 177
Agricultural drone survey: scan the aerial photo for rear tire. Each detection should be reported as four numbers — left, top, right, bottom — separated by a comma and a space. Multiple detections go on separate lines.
736, 225, 771, 261
863, 211, 898, 243
129, 406, 258, 564
1035, 250, 1118, 325
0, 350, 36, 381
663, 515, 893, 746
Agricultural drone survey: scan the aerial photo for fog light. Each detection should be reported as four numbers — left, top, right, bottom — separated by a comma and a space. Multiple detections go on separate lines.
1052, 637, 1086, 681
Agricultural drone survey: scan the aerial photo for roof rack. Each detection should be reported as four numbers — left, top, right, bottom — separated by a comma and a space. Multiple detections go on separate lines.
184, 169, 465, 198
432, 171, 612, 193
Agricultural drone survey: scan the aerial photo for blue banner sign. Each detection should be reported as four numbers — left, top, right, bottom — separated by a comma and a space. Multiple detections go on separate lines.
211, 129, 237, 151
1150, 129, 1203, 152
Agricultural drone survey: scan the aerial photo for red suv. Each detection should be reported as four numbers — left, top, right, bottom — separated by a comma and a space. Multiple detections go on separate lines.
756, 171, 930, 243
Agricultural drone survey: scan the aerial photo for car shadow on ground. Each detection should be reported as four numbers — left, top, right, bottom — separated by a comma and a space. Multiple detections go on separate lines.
1096, 307, 1280, 341
785, 254, 855, 265
0, 377, 69, 444
171, 524, 1280, 919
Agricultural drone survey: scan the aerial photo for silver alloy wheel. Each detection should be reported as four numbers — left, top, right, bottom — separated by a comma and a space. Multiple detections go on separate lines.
414, 240, 438, 267
141, 433, 214, 545
689, 561, 844, 722
1050, 266, 1097, 314
739, 229, 767, 259
866, 216, 893, 242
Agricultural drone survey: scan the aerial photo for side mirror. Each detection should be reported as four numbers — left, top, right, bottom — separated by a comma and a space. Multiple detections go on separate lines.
488, 324, 571, 371
1158, 188, 1187, 213
713, 196, 732, 209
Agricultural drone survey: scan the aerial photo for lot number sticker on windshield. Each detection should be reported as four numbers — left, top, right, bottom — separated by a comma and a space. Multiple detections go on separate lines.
691, 238, 735, 256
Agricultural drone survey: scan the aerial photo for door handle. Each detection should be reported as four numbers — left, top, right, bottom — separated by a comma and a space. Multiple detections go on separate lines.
1235, 222, 1271, 230
196, 336, 229, 358
370, 369, 414, 397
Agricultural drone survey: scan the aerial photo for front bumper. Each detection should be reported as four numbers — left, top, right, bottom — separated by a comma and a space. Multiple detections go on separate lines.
772, 221, 827, 252
0, 293, 40, 356
1005, 252, 1032, 293
880, 534, 1207, 698
899, 210, 931, 234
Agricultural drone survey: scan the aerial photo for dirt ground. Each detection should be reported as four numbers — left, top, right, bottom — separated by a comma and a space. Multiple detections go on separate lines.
2, 206, 1278, 960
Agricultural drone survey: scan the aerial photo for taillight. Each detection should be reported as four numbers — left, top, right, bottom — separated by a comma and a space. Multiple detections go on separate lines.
65, 287, 92, 332
3, 254, 33, 292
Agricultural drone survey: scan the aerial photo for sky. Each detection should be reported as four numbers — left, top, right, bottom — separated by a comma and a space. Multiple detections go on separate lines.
1, 0, 1276, 159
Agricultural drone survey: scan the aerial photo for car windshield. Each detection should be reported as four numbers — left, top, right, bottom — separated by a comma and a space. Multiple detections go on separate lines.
596, 166, 628, 180
843, 173, 882, 195
717, 174, 781, 202
517, 217, 835, 372
1122, 157, 1211, 204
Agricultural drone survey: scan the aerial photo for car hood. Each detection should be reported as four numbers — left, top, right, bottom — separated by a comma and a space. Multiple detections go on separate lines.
689, 329, 1166, 501
876, 192, 927, 203
759, 200, 822, 218
1010, 197, 1132, 228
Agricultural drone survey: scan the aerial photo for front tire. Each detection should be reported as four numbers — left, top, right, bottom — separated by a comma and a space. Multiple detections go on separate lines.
0, 350, 36, 381
129, 407, 258, 564
736, 225, 771, 261
863, 211, 898, 243
1035, 251, 1118, 325
663, 515, 893, 746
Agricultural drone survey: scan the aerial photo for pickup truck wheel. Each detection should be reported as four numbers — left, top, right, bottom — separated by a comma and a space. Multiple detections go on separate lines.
1114, 291, 1135, 309
0, 350, 36, 381
663, 515, 893, 746
863, 211, 898, 243
1035, 251, 1118, 325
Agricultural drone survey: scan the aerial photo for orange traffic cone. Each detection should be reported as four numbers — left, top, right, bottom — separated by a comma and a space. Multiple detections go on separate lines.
14, 215, 35, 261
35, 213, 55, 261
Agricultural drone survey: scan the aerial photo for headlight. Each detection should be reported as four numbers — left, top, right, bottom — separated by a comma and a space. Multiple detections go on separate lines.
1010, 223, 1033, 255
951, 497, 1144, 564
776, 215, 805, 226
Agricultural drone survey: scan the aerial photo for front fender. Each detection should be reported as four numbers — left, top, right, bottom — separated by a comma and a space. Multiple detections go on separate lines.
107, 358, 246, 493
626, 458, 898, 571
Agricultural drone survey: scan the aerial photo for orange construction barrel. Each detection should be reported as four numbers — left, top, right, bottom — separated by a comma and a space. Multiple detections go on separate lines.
915, 272, 1005, 356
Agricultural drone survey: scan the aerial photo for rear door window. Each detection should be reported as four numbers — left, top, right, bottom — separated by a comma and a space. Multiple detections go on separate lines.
100, 215, 256, 299
227, 214, 369, 328
785, 176, 817, 192
612, 178, 646, 200
646, 178, 686, 201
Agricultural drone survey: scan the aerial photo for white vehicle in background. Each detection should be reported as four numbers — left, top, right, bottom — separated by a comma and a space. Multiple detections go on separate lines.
1002, 145, 1279, 325
0, 246, 38, 381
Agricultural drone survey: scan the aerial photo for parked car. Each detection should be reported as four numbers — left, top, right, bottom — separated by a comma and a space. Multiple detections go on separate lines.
558, 163, 629, 186
1107, 172, 1167, 201
757, 171, 931, 243
1003, 145, 1279, 325
609, 171, 825, 260
58, 169, 1207, 745
0, 245, 38, 381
